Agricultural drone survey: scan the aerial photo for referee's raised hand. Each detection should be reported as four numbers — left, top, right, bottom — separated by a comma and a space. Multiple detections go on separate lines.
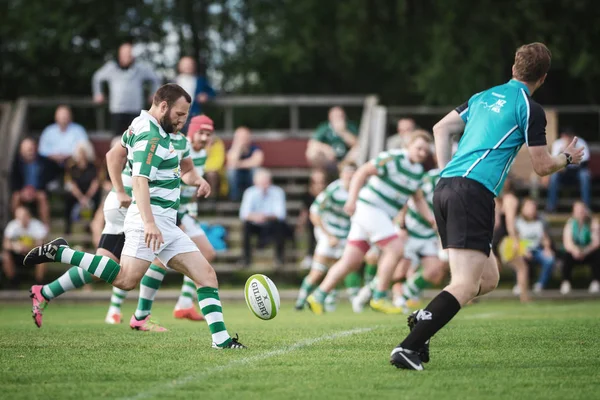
564, 136, 585, 165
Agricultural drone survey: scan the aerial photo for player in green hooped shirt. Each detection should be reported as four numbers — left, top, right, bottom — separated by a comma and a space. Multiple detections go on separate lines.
26, 84, 245, 349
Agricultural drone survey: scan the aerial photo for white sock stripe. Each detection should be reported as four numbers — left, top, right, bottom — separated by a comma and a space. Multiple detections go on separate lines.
212, 330, 231, 345
183, 276, 195, 284
60, 247, 76, 264
175, 297, 194, 309
181, 285, 196, 294
113, 288, 128, 296
110, 295, 124, 304
80, 253, 94, 269
94, 256, 109, 278
57, 273, 76, 292
77, 268, 87, 283
146, 268, 167, 281
42, 285, 55, 299
199, 298, 221, 309
203, 311, 224, 325
139, 287, 158, 302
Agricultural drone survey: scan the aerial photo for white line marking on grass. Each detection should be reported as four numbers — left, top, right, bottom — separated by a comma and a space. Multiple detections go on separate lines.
462, 312, 506, 320
121, 327, 375, 400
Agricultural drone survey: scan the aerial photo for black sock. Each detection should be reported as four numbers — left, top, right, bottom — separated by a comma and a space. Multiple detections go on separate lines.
400, 290, 461, 351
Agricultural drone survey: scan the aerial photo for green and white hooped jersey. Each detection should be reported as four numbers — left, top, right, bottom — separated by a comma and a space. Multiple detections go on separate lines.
405, 169, 440, 240
310, 179, 351, 239
122, 111, 181, 219
180, 146, 207, 207
358, 149, 425, 218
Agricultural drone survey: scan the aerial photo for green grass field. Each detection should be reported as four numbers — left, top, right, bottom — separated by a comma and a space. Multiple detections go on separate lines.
1, 299, 599, 400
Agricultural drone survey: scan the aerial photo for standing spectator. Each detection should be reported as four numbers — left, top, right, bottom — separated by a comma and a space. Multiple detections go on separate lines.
306, 106, 359, 169
297, 169, 328, 269
386, 118, 416, 150
10, 138, 51, 227
38, 105, 89, 176
2, 206, 48, 288
204, 134, 227, 200
560, 201, 600, 294
516, 198, 556, 293
176, 56, 216, 120
227, 126, 264, 201
63, 141, 100, 235
546, 128, 591, 211
92, 42, 161, 136
239, 168, 287, 268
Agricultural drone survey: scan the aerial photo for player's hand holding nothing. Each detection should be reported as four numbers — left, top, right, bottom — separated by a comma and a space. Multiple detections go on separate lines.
116, 192, 132, 208
196, 178, 212, 198
343, 199, 356, 216
144, 221, 164, 252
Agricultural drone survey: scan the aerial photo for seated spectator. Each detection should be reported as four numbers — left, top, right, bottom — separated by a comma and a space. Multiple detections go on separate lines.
239, 168, 287, 268
386, 118, 416, 150
38, 105, 89, 174
516, 198, 556, 293
297, 169, 328, 269
176, 56, 216, 120
306, 106, 358, 169
227, 126, 264, 201
546, 128, 590, 212
560, 201, 600, 294
204, 130, 227, 200
10, 138, 51, 227
2, 206, 48, 288
64, 141, 100, 234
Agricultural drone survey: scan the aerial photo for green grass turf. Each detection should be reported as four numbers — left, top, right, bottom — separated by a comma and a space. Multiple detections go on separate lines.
1, 299, 599, 400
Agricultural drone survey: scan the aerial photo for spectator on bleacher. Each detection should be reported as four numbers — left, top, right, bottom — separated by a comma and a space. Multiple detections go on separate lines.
63, 141, 100, 235
546, 128, 591, 212
176, 56, 216, 121
297, 169, 328, 269
560, 201, 600, 294
92, 42, 161, 136
306, 106, 358, 169
10, 138, 51, 227
239, 168, 287, 268
204, 134, 227, 200
516, 198, 556, 293
386, 118, 416, 150
2, 206, 48, 288
38, 105, 89, 170
227, 126, 264, 201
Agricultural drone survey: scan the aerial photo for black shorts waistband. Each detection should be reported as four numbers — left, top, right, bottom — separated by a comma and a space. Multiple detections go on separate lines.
438, 176, 495, 199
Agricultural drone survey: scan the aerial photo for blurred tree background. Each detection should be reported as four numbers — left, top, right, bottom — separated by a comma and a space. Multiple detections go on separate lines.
2, 0, 600, 106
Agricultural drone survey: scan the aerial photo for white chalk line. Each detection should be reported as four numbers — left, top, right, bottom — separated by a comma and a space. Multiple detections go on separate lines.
120, 327, 375, 400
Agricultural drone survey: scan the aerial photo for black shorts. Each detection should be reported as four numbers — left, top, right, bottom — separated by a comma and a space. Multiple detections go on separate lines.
98, 233, 126, 260
433, 177, 495, 256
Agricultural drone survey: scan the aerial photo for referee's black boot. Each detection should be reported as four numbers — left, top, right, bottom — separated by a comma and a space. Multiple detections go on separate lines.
408, 309, 431, 363
390, 347, 424, 371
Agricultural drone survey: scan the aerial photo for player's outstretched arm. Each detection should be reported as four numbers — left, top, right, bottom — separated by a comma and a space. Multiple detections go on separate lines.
180, 157, 211, 198
433, 111, 465, 169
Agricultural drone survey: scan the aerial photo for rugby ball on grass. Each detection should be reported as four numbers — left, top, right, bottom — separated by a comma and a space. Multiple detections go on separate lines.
244, 274, 280, 320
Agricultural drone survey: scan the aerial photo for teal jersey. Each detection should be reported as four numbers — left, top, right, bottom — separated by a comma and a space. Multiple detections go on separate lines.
442, 79, 547, 196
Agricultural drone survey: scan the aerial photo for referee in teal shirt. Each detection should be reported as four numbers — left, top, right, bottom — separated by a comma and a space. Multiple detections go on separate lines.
391, 43, 584, 371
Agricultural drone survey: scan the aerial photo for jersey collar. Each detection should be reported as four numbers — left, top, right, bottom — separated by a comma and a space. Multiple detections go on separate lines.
140, 110, 168, 138
508, 79, 531, 95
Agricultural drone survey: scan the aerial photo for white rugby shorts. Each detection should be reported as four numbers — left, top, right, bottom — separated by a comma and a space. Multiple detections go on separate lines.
314, 227, 346, 259
101, 191, 127, 235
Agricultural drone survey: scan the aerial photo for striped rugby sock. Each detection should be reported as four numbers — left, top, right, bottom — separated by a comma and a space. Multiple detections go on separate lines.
55, 247, 120, 283
134, 264, 166, 320
42, 267, 94, 300
175, 276, 196, 310
295, 276, 316, 308
107, 288, 129, 315
197, 287, 231, 347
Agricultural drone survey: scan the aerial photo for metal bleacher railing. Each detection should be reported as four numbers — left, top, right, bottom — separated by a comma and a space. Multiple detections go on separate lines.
0, 94, 383, 230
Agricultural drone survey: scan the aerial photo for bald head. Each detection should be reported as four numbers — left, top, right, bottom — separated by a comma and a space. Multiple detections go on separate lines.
178, 56, 197, 75
19, 138, 37, 162
55, 105, 72, 130
397, 118, 416, 135
328, 106, 346, 123
253, 168, 272, 190
234, 126, 252, 147
118, 43, 134, 68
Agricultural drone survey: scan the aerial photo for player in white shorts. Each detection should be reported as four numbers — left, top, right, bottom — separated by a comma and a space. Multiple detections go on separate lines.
307, 131, 434, 315
294, 162, 357, 311
104, 115, 220, 330
27, 84, 245, 348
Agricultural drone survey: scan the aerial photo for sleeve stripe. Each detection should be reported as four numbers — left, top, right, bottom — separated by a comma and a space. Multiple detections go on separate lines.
520, 89, 530, 146
459, 106, 469, 116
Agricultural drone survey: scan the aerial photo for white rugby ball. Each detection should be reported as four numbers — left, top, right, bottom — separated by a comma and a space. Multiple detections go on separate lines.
244, 274, 280, 320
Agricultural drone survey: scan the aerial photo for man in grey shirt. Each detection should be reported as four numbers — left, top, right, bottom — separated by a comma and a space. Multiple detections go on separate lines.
92, 42, 161, 136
